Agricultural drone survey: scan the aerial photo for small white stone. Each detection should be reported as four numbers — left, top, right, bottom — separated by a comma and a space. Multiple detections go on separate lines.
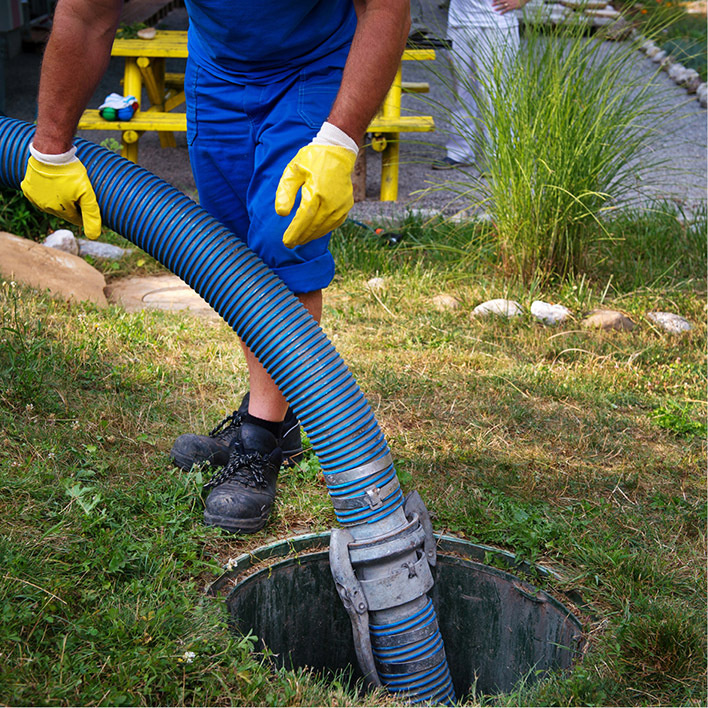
696, 83, 707, 108
682, 70, 702, 93
644, 44, 660, 59
432, 293, 461, 311
366, 277, 386, 292
44, 229, 78, 255
472, 298, 523, 318
647, 311, 692, 334
530, 300, 572, 325
640, 39, 656, 54
668, 64, 688, 83
651, 50, 668, 64
137, 27, 157, 40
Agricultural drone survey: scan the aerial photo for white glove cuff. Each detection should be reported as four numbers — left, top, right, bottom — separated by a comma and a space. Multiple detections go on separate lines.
310, 122, 359, 156
29, 143, 78, 165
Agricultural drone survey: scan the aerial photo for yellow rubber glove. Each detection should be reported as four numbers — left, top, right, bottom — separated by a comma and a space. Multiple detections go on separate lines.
21, 147, 102, 240
276, 125, 357, 249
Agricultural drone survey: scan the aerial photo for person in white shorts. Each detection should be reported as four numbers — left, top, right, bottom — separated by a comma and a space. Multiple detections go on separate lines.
433, 0, 528, 169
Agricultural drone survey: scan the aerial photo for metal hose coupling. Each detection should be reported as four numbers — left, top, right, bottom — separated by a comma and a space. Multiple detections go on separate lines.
328, 454, 454, 702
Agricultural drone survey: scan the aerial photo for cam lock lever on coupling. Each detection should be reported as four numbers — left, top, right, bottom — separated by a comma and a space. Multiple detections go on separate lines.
329, 490, 437, 687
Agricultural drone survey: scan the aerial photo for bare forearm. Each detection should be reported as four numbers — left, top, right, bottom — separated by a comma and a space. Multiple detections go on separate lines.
328, 0, 410, 144
33, 0, 123, 153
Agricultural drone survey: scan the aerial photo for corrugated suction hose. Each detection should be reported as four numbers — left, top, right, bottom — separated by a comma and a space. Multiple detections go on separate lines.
0, 117, 455, 704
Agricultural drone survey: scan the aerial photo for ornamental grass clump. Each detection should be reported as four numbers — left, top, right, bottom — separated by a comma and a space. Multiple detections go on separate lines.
429, 17, 674, 283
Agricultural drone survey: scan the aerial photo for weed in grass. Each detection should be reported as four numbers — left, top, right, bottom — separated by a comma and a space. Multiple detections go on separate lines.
651, 400, 707, 439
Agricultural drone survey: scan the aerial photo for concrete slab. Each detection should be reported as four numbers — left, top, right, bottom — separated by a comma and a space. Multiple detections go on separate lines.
104, 274, 218, 318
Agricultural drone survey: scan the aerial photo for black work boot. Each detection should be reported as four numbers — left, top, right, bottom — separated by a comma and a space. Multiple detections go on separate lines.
170, 393, 303, 471
203, 422, 283, 533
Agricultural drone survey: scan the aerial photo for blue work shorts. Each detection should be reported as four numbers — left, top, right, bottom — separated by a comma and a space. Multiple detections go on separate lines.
184, 51, 347, 295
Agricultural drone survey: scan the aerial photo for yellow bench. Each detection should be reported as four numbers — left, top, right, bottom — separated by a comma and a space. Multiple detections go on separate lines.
78, 31, 435, 201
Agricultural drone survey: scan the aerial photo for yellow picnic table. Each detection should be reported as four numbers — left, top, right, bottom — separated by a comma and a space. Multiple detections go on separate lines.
78, 30, 435, 201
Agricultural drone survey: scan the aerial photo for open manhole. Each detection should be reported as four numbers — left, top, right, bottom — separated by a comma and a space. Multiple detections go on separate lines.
209, 533, 585, 699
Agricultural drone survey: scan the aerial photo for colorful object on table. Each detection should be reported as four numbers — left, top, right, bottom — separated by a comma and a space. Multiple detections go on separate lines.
98, 93, 138, 121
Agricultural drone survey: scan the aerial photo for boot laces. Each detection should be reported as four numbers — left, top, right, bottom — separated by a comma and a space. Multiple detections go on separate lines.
204, 450, 276, 490
208, 410, 243, 440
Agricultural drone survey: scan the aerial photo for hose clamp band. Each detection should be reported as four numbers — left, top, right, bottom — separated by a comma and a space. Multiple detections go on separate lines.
360, 555, 434, 611
348, 515, 426, 565
376, 647, 448, 677
330, 477, 400, 511
371, 618, 440, 649
323, 452, 394, 487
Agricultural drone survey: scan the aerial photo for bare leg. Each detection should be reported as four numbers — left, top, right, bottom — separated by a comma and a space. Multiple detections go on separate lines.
240, 289, 323, 422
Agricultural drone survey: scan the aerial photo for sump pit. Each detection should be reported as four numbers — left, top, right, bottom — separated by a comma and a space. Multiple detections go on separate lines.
210, 533, 585, 699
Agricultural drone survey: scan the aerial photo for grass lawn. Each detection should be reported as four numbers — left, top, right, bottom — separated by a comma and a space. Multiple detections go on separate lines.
0, 202, 706, 706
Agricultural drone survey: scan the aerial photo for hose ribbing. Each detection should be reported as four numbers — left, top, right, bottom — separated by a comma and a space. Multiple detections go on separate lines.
0, 117, 454, 703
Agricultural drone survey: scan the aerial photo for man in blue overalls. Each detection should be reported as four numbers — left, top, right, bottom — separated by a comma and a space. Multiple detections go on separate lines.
22, 0, 411, 533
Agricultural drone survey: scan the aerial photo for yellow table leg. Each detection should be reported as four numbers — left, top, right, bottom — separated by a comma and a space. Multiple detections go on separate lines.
122, 129, 140, 163
379, 66, 402, 202
137, 56, 176, 149
380, 137, 399, 202
121, 58, 142, 161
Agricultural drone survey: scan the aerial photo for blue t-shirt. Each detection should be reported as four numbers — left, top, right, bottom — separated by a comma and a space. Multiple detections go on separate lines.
184, 0, 357, 81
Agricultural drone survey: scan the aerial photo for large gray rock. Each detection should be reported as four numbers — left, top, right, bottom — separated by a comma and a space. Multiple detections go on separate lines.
0, 231, 107, 306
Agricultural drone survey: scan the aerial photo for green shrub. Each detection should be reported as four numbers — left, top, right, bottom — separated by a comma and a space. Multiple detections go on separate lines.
427, 19, 674, 284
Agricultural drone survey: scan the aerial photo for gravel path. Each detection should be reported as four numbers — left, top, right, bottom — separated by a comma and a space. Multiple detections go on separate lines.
5, 3, 706, 225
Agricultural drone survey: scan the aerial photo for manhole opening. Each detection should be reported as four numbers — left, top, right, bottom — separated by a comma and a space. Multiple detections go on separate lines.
218, 534, 585, 700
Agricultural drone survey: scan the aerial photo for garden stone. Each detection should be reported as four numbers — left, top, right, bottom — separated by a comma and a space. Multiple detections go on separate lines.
531, 300, 572, 325
646, 311, 692, 334
366, 277, 386, 292
651, 50, 668, 64
472, 298, 523, 318
432, 293, 461, 311
582, 309, 636, 331
667, 63, 688, 83
681, 70, 701, 93
0, 231, 107, 307
44, 229, 78, 255
696, 84, 707, 108
640, 39, 656, 54
77, 239, 133, 260
644, 44, 660, 59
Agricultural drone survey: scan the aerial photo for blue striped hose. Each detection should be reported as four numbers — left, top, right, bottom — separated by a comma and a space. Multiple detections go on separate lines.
0, 116, 454, 703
